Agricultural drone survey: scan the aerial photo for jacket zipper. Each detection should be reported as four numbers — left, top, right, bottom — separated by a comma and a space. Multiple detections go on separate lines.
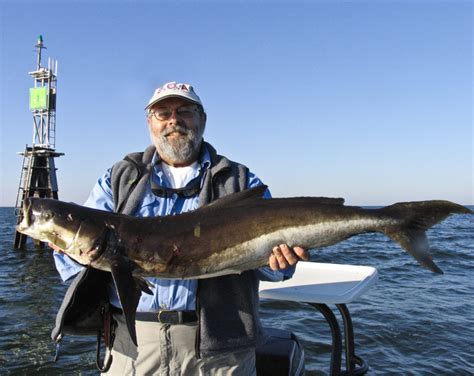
195, 283, 201, 359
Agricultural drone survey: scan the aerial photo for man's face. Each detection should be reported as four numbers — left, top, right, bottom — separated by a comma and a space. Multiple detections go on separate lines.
147, 97, 206, 167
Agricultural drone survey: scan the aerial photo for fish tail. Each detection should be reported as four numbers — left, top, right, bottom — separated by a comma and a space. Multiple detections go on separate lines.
380, 201, 472, 274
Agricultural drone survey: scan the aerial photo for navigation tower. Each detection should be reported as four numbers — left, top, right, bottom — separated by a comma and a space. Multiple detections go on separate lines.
14, 36, 64, 249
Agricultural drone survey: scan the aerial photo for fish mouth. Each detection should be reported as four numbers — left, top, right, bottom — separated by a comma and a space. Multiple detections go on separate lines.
16, 198, 33, 232
15, 198, 61, 245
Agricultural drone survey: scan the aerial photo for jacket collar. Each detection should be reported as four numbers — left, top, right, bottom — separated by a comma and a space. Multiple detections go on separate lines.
139, 141, 232, 176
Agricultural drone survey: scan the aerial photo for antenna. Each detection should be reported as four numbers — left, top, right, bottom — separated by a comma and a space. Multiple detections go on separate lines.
35, 35, 47, 70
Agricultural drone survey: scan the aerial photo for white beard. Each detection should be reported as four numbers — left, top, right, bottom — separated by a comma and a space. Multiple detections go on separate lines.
151, 124, 204, 164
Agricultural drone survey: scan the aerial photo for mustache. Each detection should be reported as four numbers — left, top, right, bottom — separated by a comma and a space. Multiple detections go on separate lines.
162, 126, 189, 137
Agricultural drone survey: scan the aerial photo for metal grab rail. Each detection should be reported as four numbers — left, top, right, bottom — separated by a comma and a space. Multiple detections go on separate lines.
309, 303, 368, 376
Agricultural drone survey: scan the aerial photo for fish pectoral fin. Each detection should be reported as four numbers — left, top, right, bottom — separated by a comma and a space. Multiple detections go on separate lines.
135, 277, 153, 295
109, 256, 141, 347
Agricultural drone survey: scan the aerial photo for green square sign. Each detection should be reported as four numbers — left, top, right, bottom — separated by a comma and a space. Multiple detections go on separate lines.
29, 87, 48, 110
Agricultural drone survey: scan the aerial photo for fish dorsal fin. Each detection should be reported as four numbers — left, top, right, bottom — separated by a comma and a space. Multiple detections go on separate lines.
267, 196, 345, 207
206, 185, 268, 209
298, 197, 345, 205
204, 187, 346, 209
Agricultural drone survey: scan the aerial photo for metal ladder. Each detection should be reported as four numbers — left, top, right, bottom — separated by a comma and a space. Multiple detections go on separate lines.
14, 145, 34, 217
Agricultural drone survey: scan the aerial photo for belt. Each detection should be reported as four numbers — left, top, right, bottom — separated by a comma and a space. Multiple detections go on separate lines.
135, 310, 198, 325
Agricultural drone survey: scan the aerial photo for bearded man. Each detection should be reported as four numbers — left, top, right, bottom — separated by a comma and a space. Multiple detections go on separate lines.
53, 82, 309, 375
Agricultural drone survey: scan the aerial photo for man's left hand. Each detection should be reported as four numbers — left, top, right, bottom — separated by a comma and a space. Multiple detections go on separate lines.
268, 244, 310, 271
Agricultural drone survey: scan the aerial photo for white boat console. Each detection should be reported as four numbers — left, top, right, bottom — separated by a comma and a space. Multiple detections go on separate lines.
260, 262, 378, 304
259, 262, 378, 375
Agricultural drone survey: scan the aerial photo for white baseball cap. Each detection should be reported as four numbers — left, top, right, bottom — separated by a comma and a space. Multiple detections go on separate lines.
145, 81, 203, 110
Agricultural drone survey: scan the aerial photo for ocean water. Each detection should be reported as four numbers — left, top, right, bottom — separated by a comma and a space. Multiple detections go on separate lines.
0, 206, 472, 375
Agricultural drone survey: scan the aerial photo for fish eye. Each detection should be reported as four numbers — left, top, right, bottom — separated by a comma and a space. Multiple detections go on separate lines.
41, 211, 55, 220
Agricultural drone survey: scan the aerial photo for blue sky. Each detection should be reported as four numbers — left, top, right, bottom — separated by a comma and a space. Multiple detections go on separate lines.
1, 1, 472, 206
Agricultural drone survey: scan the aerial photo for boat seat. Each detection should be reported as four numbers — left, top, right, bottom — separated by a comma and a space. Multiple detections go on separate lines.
256, 327, 304, 376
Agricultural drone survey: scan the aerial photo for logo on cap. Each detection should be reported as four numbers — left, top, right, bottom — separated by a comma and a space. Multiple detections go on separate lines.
146, 81, 202, 110
155, 82, 193, 95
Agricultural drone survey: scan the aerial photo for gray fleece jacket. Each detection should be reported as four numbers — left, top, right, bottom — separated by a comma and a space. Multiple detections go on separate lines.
110, 142, 263, 357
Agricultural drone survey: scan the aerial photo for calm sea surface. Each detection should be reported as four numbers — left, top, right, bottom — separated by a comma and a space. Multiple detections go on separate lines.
0, 206, 472, 375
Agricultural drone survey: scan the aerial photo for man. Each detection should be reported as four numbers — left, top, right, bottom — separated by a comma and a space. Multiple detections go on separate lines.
53, 81, 309, 375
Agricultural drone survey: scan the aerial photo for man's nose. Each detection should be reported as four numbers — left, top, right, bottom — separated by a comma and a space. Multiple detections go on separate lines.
161, 112, 175, 126
168, 109, 180, 122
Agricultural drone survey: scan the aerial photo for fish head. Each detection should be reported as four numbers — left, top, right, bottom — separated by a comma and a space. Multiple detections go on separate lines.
16, 197, 107, 264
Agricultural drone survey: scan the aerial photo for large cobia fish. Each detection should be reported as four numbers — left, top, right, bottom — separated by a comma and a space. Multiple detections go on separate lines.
16, 186, 473, 345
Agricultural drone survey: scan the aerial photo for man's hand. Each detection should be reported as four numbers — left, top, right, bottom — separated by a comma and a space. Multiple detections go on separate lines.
268, 244, 310, 271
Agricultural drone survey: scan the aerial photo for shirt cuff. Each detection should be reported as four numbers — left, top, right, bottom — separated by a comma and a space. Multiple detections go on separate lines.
53, 251, 85, 282
257, 264, 296, 282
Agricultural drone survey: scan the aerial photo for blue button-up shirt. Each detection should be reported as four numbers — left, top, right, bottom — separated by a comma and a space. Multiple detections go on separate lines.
54, 146, 294, 312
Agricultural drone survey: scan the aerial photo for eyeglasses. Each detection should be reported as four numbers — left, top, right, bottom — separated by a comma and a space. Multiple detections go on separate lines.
150, 170, 204, 198
150, 106, 200, 121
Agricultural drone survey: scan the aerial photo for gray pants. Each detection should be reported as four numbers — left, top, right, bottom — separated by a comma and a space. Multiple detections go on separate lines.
102, 314, 256, 376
